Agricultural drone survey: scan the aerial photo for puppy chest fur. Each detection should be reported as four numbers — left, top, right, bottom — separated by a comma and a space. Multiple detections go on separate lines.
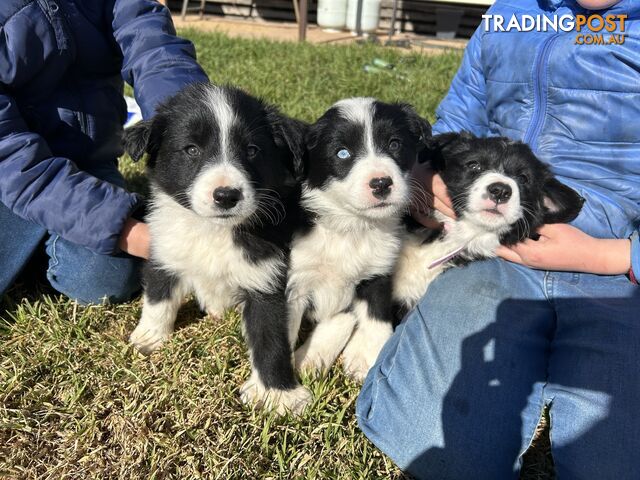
288, 217, 402, 321
149, 191, 285, 311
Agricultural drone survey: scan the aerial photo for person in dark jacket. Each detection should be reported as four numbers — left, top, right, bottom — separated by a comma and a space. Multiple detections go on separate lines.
357, 0, 640, 478
0, 0, 208, 303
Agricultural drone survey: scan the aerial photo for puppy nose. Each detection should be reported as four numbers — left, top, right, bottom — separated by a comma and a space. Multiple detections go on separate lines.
213, 187, 243, 209
487, 182, 512, 204
369, 176, 393, 199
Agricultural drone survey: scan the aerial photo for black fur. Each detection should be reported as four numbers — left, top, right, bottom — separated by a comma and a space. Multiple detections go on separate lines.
242, 282, 298, 390
355, 275, 395, 325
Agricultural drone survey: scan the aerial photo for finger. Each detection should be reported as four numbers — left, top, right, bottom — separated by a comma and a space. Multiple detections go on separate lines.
432, 196, 457, 219
411, 208, 443, 229
431, 174, 454, 210
496, 246, 524, 264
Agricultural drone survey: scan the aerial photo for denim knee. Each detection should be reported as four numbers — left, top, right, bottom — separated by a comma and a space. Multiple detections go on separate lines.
45, 234, 141, 304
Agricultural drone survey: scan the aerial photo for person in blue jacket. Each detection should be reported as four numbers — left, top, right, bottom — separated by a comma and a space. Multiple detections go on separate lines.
0, 0, 208, 303
357, 0, 640, 478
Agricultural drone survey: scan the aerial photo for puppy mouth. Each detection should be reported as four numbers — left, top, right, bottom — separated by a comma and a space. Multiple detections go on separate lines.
482, 207, 503, 216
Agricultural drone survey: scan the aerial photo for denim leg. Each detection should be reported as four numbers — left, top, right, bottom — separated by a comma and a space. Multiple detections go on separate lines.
356, 258, 554, 480
44, 160, 141, 304
0, 202, 47, 295
543, 272, 640, 479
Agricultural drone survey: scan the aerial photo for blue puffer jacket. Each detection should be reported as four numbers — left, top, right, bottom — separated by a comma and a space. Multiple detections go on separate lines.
433, 0, 640, 279
0, 0, 208, 255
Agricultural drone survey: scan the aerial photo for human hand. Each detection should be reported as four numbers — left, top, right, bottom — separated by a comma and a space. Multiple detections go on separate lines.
496, 223, 631, 275
410, 162, 455, 229
118, 217, 150, 259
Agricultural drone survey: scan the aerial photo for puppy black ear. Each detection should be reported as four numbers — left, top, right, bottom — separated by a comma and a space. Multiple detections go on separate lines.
419, 131, 473, 168
267, 108, 308, 180
399, 104, 432, 147
123, 120, 153, 162
542, 177, 585, 224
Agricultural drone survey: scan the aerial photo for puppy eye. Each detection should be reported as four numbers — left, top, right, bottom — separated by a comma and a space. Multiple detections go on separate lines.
336, 148, 351, 160
467, 161, 481, 171
389, 139, 401, 152
185, 145, 201, 157
517, 174, 529, 184
247, 144, 260, 158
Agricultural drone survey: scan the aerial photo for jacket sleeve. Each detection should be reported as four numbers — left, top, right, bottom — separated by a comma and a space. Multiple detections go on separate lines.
631, 230, 640, 284
112, 0, 209, 118
432, 25, 489, 136
0, 89, 141, 255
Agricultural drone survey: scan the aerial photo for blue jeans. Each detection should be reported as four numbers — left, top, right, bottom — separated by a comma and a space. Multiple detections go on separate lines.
0, 161, 141, 304
357, 259, 640, 479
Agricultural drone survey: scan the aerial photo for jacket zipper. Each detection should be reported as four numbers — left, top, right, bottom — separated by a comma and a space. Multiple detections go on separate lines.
523, 34, 559, 148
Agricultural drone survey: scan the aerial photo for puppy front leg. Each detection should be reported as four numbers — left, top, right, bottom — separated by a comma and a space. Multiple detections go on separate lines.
294, 311, 357, 374
342, 275, 394, 382
240, 288, 312, 415
130, 263, 183, 354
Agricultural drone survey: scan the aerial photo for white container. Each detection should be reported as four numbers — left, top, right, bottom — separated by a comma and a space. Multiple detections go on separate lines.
317, 0, 348, 30
346, 0, 381, 33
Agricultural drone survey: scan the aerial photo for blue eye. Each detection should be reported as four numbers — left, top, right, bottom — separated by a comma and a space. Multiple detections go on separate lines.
337, 148, 351, 160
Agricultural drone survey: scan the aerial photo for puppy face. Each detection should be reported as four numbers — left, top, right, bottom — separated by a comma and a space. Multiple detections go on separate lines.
305, 98, 430, 220
124, 83, 305, 225
427, 132, 584, 241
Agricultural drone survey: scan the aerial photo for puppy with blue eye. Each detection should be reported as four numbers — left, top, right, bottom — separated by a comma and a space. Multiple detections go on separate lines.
123, 83, 312, 414
286, 98, 431, 381
393, 131, 585, 316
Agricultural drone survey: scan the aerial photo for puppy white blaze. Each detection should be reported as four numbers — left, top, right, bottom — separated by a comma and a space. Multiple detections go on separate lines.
206, 86, 236, 164
466, 171, 522, 229
334, 97, 376, 155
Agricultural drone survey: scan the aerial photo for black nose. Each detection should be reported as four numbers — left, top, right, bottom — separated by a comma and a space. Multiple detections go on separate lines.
213, 187, 243, 209
369, 176, 393, 199
487, 182, 512, 204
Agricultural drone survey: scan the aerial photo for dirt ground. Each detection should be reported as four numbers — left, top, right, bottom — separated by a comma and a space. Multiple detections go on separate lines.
173, 14, 468, 54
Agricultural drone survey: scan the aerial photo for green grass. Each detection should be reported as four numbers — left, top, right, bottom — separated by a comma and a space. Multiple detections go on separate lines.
0, 31, 551, 479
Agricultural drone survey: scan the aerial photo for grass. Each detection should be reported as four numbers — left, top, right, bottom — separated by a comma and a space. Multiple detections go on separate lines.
0, 31, 552, 479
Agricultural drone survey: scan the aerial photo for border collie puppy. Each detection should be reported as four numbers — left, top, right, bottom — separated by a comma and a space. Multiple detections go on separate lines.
393, 131, 584, 313
287, 98, 431, 381
123, 83, 312, 414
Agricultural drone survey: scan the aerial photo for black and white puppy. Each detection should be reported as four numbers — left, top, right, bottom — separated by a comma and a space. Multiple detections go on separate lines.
287, 98, 431, 381
124, 83, 312, 414
393, 131, 584, 313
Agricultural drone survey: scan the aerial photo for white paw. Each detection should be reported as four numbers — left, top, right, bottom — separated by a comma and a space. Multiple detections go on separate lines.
341, 351, 372, 382
294, 347, 333, 375
129, 324, 172, 355
240, 376, 312, 415
341, 330, 390, 382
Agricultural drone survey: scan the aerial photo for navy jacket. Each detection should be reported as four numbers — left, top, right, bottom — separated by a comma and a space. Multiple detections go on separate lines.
0, 0, 208, 255
433, 0, 640, 278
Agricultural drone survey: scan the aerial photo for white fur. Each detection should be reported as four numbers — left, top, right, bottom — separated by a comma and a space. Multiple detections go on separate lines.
129, 190, 285, 352
341, 300, 393, 381
240, 372, 312, 415
294, 312, 357, 373
206, 86, 236, 164
130, 292, 185, 354
189, 163, 256, 221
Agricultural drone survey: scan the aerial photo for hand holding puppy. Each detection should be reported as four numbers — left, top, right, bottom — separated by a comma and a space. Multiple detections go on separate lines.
496, 224, 631, 275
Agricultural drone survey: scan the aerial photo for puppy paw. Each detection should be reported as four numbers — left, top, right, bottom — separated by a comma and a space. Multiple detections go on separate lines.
240, 376, 312, 415
129, 324, 171, 355
341, 352, 372, 382
341, 330, 390, 382
294, 348, 332, 375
